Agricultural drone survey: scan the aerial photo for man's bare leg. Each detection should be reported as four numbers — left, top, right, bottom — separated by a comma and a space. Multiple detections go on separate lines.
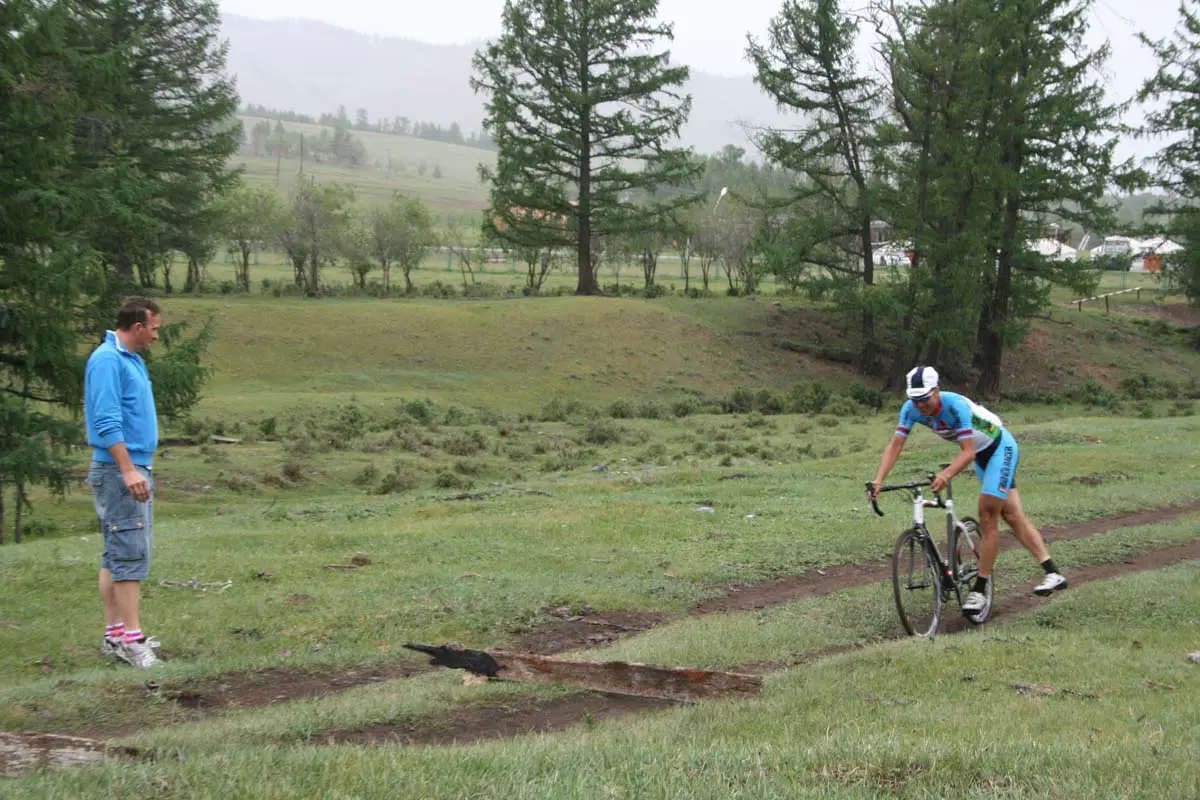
999, 488, 1050, 563
99, 568, 121, 626
113, 581, 141, 633
976, 494, 1006, 579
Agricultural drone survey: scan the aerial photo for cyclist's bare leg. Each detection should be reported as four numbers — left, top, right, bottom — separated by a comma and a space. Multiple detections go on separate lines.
976, 494, 1005, 578
999, 488, 1051, 563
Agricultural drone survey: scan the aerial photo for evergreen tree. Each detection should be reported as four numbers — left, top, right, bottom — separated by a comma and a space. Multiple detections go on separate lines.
1138, 0, 1200, 305
0, 0, 223, 542
748, 0, 885, 369
471, 0, 700, 294
973, 0, 1118, 397
66, 0, 241, 290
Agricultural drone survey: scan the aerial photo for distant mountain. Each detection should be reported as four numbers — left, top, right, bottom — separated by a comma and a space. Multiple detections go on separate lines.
218, 13, 797, 158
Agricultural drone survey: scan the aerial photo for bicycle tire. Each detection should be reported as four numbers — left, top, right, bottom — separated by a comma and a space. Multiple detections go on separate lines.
955, 517, 994, 624
892, 528, 942, 637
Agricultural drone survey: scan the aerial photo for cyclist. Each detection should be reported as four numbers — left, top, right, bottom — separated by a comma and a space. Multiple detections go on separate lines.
868, 366, 1068, 617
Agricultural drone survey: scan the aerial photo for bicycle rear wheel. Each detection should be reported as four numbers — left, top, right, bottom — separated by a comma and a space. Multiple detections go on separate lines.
892, 528, 942, 637
955, 517, 993, 624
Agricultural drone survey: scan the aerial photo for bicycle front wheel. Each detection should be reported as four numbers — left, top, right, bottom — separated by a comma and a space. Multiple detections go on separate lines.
893, 528, 942, 637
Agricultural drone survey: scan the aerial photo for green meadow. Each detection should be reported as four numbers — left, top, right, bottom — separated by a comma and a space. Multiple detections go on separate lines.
1, 291, 1197, 797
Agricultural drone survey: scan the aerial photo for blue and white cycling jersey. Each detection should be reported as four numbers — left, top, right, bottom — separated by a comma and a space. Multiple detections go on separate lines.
895, 391, 1005, 452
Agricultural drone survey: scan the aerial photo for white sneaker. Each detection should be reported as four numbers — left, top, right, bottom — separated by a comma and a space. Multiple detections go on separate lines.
961, 591, 988, 613
116, 637, 161, 669
1034, 573, 1068, 596
101, 637, 121, 658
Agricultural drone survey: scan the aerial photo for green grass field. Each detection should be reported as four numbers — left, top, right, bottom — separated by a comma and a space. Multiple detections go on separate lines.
1, 291, 1197, 795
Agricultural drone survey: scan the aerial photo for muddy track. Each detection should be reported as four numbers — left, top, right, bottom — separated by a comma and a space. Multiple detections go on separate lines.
317, 537, 1200, 747
40, 501, 1200, 744
524, 500, 1200, 653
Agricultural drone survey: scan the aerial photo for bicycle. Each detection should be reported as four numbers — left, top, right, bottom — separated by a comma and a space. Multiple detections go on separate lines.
866, 463, 993, 636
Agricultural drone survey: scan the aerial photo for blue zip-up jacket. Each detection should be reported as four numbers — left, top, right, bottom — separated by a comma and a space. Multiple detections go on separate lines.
84, 331, 158, 467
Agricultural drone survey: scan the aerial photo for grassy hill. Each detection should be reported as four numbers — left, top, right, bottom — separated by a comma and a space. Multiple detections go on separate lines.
234, 116, 494, 214
163, 289, 1200, 420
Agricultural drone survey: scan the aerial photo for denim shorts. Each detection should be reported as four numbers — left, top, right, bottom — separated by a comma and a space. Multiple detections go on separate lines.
88, 461, 154, 581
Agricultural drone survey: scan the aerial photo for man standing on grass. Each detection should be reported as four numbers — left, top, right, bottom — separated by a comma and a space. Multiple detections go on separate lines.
84, 297, 163, 669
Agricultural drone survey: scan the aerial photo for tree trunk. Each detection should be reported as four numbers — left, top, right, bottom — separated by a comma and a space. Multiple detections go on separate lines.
977, 192, 1019, 399
642, 250, 657, 289
307, 250, 320, 297
381, 257, 391, 298
238, 243, 252, 292
13, 482, 23, 544
859, 217, 878, 373
291, 254, 306, 288
977, 44, 1028, 400
114, 241, 135, 291
575, 75, 598, 295
184, 256, 201, 293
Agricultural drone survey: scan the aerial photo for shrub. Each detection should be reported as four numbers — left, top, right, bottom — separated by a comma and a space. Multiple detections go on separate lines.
442, 405, 475, 426
400, 398, 436, 425
542, 396, 593, 422
608, 398, 635, 419
443, 429, 488, 456
454, 459, 484, 475
1066, 378, 1120, 410
583, 418, 623, 445
354, 463, 380, 486
435, 471, 473, 489
823, 394, 862, 418
788, 380, 831, 414
636, 399, 667, 419
755, 389, 786, 415
258, 416, 278, 439
281, 461, 307, 483
330, 402, 369, 441
847, 381, 886, 412
671, 397, 702, 418
722, 386, 756, 414
376, 467, 420, 494
1120, 373, 1168, 401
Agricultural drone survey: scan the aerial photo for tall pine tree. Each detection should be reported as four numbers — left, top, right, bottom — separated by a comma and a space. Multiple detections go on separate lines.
748, 0, 885, 370
1138, 0, 1200, 305
974, 0, 1118, 397
471, 0, 700, 294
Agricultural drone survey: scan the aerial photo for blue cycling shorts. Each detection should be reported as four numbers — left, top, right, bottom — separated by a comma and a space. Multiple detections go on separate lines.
973, 429, 1018, 500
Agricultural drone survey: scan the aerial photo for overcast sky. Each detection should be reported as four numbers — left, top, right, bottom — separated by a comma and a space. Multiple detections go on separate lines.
219, 0, 1179, 161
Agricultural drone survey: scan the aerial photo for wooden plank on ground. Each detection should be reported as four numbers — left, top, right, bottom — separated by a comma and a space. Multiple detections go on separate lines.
404, 642, 762, 702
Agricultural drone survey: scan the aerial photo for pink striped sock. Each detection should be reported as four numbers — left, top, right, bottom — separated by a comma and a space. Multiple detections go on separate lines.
106, 623, 124, 641
123, 629, 143, 645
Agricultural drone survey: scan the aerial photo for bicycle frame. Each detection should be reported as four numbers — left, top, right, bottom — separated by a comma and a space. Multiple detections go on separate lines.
869, 465, 981, 607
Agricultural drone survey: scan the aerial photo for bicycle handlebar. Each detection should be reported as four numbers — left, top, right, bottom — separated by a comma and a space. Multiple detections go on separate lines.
864, 477, 943, 517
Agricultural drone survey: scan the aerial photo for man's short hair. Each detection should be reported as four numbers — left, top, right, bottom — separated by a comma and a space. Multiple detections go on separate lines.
115, 297, 162, 331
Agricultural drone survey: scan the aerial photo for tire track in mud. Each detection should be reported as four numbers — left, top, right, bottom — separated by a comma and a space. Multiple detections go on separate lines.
37, 501, 1200, 746
316, 537, 1200, 746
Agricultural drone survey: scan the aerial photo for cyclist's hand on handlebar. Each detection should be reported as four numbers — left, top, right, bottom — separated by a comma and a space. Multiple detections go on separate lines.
866, 480, 881, 500
930, 471, 949, 494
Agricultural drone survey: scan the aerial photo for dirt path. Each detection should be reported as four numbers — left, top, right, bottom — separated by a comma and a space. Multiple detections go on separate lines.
523, 501, 1200, 653
309, 537, 1200, 747
18, 501, 1199, 751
